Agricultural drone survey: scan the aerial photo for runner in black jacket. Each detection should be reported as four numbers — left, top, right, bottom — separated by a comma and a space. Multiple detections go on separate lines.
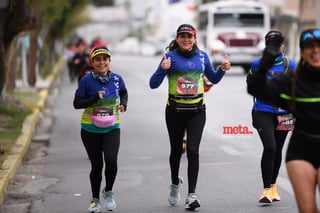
247, 28, 320, 213
249, 30, 297, 204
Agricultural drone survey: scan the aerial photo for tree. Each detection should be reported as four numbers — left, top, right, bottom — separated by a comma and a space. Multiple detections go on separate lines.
0, 0, 90, 101
36, 0, 89, 67
0, 0, 36, 101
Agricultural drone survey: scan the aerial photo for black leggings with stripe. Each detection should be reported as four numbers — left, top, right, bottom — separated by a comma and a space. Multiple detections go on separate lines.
166, 105, 206, 193
252, 111, 289, 188
81, 128, 120, 199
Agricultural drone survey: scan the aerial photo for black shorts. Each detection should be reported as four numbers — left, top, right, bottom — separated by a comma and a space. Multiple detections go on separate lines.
286, 130, 320, 169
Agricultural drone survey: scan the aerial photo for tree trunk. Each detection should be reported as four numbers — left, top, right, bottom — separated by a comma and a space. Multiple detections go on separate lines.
27, 6, 40, 87
0, 0, 36, 101
28, 30, 37, 86
43, 31, 55, 69
5, 38, 18, 91
0, 9, 9, 101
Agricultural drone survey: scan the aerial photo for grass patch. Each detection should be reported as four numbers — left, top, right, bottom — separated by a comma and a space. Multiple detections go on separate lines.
0, 91, 38, 167
9, 90, 42, 109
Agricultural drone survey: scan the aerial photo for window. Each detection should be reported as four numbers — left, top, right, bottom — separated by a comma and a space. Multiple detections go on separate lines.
213, 13, 264, 27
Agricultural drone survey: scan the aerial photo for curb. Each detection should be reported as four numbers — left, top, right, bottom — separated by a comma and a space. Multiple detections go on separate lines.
0, 58, 64, 205
26, 89, 48, 111
0, 110, 40, 204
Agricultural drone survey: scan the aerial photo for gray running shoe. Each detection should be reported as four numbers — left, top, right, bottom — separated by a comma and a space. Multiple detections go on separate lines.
102, 189, 116, 211
185, 193, 200, 210
88, 198, 101, 213
168, 176, 183, 206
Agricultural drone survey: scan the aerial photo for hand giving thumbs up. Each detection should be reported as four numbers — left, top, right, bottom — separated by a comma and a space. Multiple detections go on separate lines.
161, 53, 171, 70
221, 54, 231, 71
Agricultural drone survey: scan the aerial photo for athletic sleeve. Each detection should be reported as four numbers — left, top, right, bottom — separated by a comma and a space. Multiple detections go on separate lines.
118, 75, 128, 109
149, 55, 168, 89
247, 69, 293, 111
202, 51, 225, 84
73, 76, 100, 109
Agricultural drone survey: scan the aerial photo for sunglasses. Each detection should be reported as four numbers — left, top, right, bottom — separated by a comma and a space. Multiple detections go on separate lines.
300, 29, 320, 47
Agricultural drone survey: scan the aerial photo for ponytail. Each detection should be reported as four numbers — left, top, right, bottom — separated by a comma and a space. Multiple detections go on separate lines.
289, 58, 302, 111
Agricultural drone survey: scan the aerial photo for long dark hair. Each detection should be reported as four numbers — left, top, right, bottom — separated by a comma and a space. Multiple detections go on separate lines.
289, 58, 303, 111
289, 28, 320, 110
165, 38, 199, 52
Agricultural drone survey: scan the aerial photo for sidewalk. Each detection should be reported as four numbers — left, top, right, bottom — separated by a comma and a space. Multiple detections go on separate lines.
0, 58, 64, 205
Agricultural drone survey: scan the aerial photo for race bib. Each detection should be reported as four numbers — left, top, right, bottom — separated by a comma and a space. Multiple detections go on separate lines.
93, 106, 113, 116
176, 77, 198, 95
276, 113, 295, 131
87, 106, 116, 128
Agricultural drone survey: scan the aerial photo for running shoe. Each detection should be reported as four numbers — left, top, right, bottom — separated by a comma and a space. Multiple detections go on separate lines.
259, 188, 272, 203
88, 198, 101, 213
168, 176, 183, 206
185, 193, 201, 210
102, 189, 116, 211
270, 184, 280, 201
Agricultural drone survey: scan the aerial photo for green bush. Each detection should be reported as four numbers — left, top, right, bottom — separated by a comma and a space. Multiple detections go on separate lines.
0, 97, 32, 167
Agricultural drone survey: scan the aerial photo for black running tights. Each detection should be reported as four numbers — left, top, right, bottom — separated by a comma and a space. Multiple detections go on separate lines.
81, 128, 120, 199
166, 106, 206, 193
252, 111, 288, 188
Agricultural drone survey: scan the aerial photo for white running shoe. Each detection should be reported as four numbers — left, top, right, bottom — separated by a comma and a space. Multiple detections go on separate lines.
168, 176, 183, 206
88, 198, 101, 213
102, 189, 116, 211
185, 193, 201, 210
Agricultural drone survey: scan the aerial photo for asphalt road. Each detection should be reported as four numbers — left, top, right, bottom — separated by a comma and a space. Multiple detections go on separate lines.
1, 55, 300, 213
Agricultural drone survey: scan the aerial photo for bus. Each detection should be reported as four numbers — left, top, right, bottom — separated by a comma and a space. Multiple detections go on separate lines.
197, 0, 270, 73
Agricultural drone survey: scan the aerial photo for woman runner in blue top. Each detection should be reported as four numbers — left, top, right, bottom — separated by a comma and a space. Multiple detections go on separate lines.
248, 30, 297, 204
149, 24, 231, 210
73, 46, 128, 212
247, 28, 320, 213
